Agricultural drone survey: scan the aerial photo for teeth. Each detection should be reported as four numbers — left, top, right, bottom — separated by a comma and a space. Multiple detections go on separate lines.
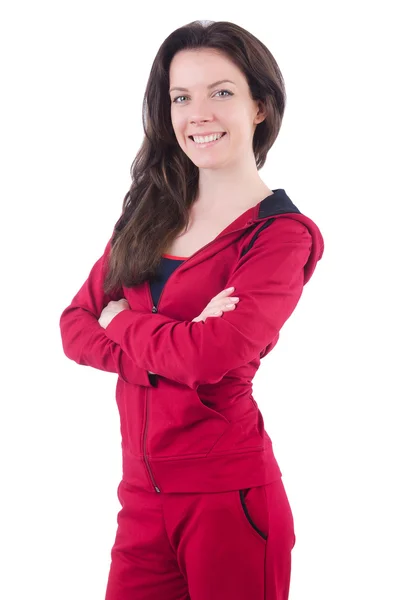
192, 133, 224, 143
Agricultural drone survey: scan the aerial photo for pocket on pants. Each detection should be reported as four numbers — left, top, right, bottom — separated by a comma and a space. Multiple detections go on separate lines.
236, 486, 269, 543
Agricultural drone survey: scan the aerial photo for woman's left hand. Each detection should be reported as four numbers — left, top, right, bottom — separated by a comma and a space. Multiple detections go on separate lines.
98, 299, 130, 329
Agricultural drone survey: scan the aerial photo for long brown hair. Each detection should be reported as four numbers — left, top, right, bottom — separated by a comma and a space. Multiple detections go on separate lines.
103, 19, 286, 295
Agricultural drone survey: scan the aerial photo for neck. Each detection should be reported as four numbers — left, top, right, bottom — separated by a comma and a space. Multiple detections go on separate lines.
194, 156, 273, 213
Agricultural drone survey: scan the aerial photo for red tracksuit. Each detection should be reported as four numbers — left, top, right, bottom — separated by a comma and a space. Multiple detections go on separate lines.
59, 188, 324, 599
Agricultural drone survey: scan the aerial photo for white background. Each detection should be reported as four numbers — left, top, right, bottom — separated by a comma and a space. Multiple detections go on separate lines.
1, 1, 396, 599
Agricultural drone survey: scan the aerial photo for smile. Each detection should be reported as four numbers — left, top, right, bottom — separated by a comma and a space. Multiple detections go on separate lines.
188, 132, 227, 149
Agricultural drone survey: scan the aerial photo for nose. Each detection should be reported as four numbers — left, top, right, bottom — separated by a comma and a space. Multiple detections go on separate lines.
190, 114, 216, 130
188, 98, 216, 126
190, 118, 213, 127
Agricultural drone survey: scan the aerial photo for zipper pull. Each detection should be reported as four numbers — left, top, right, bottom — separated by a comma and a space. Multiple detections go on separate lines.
152, 306, 158, 313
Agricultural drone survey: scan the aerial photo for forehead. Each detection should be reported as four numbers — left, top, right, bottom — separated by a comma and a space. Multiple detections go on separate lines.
169, 49, 243, 87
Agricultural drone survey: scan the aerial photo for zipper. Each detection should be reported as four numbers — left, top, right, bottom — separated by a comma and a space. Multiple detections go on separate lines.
150, 219, 255, 312
142, 388, 161, 492
142, 219, 255, 494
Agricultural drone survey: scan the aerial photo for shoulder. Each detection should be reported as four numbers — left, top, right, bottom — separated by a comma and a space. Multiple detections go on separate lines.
257, 216, 312, 244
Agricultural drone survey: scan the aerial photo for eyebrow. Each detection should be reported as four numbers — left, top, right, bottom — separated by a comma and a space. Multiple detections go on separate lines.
169, 79, 236, 93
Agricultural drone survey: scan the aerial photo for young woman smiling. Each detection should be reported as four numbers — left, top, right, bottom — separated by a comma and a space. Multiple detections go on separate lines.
60, 19, 324, 600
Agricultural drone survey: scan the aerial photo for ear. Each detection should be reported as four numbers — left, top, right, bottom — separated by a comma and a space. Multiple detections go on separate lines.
254, 99, 267, 125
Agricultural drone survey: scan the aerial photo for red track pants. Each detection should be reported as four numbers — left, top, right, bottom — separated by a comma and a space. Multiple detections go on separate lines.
105, 477, 296, 599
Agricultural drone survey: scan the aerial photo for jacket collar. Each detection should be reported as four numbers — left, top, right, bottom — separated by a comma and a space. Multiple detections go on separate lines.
256, 188, 301, 219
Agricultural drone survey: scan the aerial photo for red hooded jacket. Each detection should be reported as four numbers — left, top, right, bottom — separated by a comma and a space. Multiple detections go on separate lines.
59, 188, 324, 493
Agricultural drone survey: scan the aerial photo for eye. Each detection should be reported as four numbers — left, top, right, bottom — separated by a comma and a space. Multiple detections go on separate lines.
172, 89, 233, 104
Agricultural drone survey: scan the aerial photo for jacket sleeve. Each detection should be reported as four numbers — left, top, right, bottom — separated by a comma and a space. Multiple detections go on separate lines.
103, 219, 313, 390
59, 238, 156, 387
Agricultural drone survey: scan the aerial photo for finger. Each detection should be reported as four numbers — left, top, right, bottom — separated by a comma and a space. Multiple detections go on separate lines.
210, 288, 234, 301
217, 287, 235, 297
207, 296, 239, 311
203, 301, 236, 318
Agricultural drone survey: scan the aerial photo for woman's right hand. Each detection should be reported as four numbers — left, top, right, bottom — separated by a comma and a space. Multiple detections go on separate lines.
192, 287, 240, 323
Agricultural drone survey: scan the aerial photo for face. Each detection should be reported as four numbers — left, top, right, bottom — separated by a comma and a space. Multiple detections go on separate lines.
169, 48, 266, 170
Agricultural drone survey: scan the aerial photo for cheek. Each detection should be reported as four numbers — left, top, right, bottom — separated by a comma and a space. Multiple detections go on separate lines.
229, 115, 254, 143
222, 111, 246, 137
171, 117, 185, 141
170, 108, 182, 127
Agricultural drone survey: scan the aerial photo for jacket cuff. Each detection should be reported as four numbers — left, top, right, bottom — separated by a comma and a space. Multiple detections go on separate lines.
105, 309, 136, 344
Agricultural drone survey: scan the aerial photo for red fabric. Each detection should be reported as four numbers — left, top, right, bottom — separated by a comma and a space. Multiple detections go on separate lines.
59, 209, 324, 494
105, 477, 296, 600
104, 219, 313, 389
59, 239, 153, 387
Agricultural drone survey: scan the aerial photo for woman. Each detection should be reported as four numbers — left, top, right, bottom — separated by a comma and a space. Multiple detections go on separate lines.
59, 19, 324, 600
